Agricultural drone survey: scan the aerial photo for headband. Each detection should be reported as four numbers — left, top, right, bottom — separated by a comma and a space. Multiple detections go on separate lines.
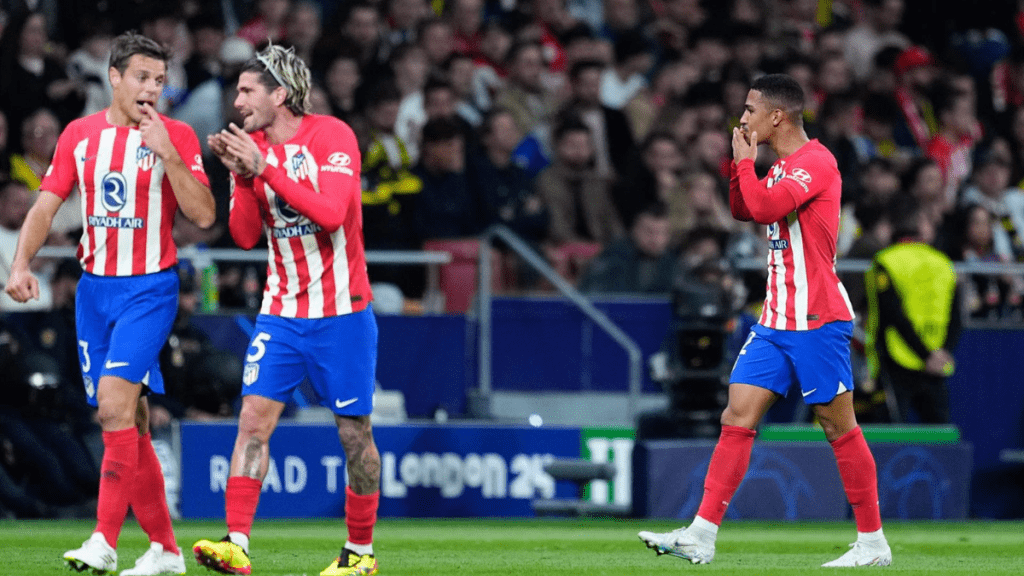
256, 53, 287, 90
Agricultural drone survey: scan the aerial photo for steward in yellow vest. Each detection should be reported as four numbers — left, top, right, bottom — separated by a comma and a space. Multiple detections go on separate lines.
865, 234, 961, 423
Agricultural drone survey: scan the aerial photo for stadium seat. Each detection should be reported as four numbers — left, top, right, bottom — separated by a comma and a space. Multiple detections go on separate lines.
531, 458, 631, 517
422, 238, 505, 313
548, 241, 604, 285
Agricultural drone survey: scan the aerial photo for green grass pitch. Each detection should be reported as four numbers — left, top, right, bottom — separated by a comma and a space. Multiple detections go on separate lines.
2, 518, 1022, 575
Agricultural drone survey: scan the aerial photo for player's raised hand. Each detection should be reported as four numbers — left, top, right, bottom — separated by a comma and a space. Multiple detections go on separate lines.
208, 133, 253, 177
732, 126, 758, 164
4, 265, 40, 303
139, 103, 174, 159
219, 123, 265, 177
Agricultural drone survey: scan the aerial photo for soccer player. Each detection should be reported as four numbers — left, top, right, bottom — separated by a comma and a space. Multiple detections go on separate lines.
191, 43, 380, 576
4, 31, 216, 575
637, 74, 892, 568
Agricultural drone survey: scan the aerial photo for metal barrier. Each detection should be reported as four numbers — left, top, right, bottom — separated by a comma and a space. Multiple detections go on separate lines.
473, 225, 645, 422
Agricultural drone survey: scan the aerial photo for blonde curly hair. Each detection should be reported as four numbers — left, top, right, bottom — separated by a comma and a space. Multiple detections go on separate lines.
243, 41, 311, 116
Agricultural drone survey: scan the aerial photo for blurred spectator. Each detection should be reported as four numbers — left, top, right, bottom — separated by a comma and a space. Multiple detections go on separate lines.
536, 118, 623, 245
0, 179, 53, 310
237, 0, 291, 47
140, 3, 190, 111
361, 81, 425, 296
314, 1, 389, 83
818, 93, 866, 206
892, 45, 941, 152
558, 59, 634, 180
0, 11, 85, 145
471, 108, 548, 243
839, 157, 901, 258
960, 139, 1024, 262
527, 0, 579, 74
495, 41, 561, 150
865, 205, 959, 423
843, 0, 910, 82
686, 126, 731, 179
853, 93, 914, 169
615, 131, 682, 229
650, 0, 708, 60
392, 42, 432, 162
443, 52, 484, 127
672, 170, 734, 241
471, 19, 514, 112
323, 49, 363, 123
9, 107, 59, 191
64, 15, 114, 116
384, 0, 431, 51
418, 17, 455, 76
448, 0, 485, 58
902, 156, 951, 228
578, 201, 677, 294
183, 10, 229, 92
941, 203, 1022, 319
152, 268, 242, 425
412, 117, 482, 241
285, 0, 322, 66
927, 87, 982, 205
423, 79, 477, 150
601, 30, 653, 110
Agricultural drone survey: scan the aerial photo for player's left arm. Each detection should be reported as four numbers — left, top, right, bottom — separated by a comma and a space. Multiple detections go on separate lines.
220, 121, 360, 232
139, 103, 216, 228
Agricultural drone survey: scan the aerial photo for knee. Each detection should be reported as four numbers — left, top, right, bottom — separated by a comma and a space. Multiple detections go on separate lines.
95, 405, 133, 431
719, 405, 758, 430
236, 409, 272, 443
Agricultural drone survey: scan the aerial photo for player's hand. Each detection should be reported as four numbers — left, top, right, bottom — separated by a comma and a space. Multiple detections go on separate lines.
219, 123, 266, 177
925, 349, 955, 377
208, 133, 253, 177
139, 103, 174, 159
732, 126, 758, 164
4, 265, 41, 303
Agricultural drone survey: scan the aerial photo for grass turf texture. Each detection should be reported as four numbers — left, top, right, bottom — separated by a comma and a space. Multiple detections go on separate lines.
2, 518, 1021, 575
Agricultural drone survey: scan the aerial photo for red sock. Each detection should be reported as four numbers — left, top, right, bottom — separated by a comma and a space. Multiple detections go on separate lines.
831, 426, 882, 533
95, 427, 139, 548
225, 476, 263, 536
130, 433, 179, 554
696, 425, 757, 525
345, 487, 379, 546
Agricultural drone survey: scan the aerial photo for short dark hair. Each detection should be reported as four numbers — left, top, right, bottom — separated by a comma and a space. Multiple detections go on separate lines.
750, 73, 805, 117
109, 31, 169, 73
553, 116, 590, 143
421, 117, 463, 144
569, 59, 604, 81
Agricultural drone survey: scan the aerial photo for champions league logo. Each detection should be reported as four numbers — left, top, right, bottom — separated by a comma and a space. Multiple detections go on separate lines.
100, 172, 128, 212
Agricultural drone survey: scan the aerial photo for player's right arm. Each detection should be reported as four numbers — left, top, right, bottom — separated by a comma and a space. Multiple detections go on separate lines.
5, 192, 64, 302
229, 174, 263, 250
729, 160, 754, 222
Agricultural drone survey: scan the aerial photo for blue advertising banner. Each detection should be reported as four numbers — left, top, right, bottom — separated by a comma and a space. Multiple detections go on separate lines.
634, 440, 973, 520
180, 422, 582, 518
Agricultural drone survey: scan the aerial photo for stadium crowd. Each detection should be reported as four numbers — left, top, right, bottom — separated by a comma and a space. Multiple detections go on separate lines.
1, 0, 1023, 517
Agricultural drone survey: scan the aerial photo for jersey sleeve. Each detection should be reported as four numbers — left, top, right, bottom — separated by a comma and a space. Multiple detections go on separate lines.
229, 173, 264, 250
729, 160, 753, 221
735, 152, 837, 224
38, 123, 79, 200
168, 120, 210, 187
260, 118, 361, 232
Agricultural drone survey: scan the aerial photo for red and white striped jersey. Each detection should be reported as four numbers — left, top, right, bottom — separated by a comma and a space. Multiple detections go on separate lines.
39, 111, 208, 276
229, 114, 372, 319
730, 139, 854, 331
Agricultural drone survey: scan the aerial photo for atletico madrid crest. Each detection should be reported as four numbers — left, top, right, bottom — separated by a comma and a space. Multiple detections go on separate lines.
137, 145, 156, 171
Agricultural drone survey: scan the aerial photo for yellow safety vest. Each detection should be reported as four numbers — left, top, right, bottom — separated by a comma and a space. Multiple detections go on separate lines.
865, 242, 956, 374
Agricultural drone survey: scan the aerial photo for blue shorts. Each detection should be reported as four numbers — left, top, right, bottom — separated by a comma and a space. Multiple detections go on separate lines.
730, 321, 854, 405
241, 306, 378, 416
75, 269, 179, 407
